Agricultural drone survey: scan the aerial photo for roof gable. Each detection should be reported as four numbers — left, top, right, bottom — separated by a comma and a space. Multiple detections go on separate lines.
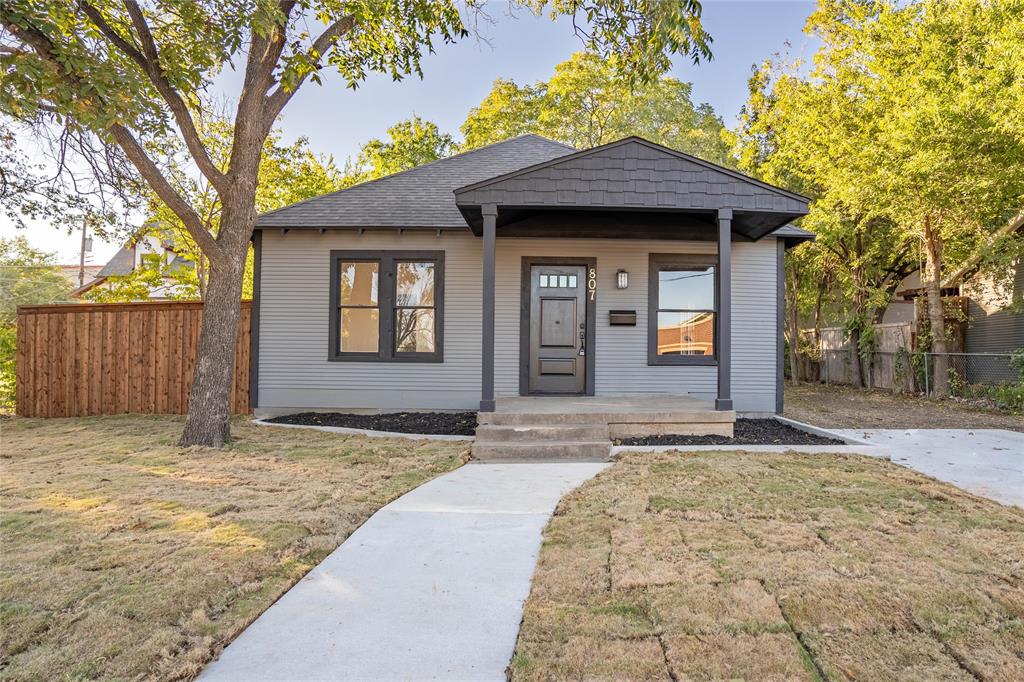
256, 134, 575, 229
454, 137, 809, 219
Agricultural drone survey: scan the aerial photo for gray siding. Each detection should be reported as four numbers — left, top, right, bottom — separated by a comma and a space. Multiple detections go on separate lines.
963, 261, 1023, 382
456, 139, 807, 215
257, 230, 780, 413
259, 230, 483, 410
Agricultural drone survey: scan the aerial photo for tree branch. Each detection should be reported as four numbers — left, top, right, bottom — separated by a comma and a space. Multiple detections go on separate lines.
263, 15, 354, 121
2, 15, 221, 261
75, 0, 227, 192
109, 124, 221, 259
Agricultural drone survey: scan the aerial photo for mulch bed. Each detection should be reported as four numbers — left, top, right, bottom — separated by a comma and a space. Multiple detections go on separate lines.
265, 411, 478, 436
616, 418, 845, 446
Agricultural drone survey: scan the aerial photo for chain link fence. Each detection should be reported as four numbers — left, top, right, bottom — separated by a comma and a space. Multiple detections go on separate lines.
819, 349, 1020, 398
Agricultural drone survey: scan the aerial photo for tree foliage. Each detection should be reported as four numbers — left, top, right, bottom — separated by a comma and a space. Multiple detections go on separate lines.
732, 0, 1024, 388
341, 116, 454, 186
462, 51, 731, 164
0, 237, 73, 405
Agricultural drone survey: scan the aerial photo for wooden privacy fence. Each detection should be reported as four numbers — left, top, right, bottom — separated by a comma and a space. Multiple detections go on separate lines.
15, 301, 251, 417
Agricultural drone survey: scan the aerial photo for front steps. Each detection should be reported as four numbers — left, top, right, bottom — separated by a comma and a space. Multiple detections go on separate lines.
473, 424, 612, 462
472, 399, 736, 462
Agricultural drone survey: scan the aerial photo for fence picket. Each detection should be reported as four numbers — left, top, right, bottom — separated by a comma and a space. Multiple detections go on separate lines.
14, 301, 251, 417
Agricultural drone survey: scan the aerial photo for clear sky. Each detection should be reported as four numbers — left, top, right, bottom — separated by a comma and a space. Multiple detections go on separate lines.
3, 0, 818, 266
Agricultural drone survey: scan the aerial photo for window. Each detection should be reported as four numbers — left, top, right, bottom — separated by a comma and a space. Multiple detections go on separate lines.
329, 251, 444, 362
539, 273, 578, 288
648, 254, 717, 365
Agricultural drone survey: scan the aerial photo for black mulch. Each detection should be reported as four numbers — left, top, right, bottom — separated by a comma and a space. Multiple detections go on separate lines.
616, 418, 845, 446
266, 411, 478, 436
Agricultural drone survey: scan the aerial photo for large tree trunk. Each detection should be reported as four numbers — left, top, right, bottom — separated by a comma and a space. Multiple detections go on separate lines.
178, 196, 256, 446
922, 213, 949, 396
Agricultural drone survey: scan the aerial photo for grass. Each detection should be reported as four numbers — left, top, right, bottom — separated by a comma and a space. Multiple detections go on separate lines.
785, 382, 1024, 431
0, 415, 469, 681
512, 449, 1024, 681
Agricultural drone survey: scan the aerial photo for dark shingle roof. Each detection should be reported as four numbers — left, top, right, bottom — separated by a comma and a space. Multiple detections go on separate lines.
771, 223, 815, 249
97, 247, 136, 277
256, 134, 576, 229
771, 224, 814, 239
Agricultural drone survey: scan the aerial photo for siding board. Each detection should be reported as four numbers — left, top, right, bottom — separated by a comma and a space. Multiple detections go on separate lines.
258, 231, 780, 412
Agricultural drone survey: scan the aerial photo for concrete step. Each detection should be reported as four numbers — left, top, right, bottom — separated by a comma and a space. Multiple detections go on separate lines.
478, 410, 735, 427
472, 440, 612, 462
475, 423, 610, 442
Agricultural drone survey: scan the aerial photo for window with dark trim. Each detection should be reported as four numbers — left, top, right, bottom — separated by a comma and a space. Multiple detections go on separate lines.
329, 250, 444, 362
648, 253, 717, 366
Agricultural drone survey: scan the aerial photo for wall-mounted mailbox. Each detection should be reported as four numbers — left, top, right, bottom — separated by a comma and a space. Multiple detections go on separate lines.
609, 310, 637, 326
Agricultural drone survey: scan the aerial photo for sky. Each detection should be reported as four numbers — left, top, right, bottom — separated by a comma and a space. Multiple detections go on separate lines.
2, 0, 819, 266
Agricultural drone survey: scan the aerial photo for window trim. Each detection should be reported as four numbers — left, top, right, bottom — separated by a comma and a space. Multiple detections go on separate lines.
329, 250, 444, 363
647, 253, 718, 366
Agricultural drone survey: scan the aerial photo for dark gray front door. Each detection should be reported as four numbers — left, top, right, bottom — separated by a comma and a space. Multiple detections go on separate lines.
529, 264, 587, 394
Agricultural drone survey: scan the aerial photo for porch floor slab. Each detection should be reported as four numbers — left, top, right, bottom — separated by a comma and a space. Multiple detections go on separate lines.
489, 395, 732, 422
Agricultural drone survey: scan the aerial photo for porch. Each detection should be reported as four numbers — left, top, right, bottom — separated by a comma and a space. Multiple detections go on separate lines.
455, 137, 811, 417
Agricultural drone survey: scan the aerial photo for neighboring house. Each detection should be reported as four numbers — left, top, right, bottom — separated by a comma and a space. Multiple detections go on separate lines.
71, 233, 194, 299
57, 264, 104, 291
879, 260, 1022, 357
249, 135, 813, 417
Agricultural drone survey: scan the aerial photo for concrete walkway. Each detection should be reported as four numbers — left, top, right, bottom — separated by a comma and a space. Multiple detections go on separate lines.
200, 462, 608, 682
832, 428, 1024, 508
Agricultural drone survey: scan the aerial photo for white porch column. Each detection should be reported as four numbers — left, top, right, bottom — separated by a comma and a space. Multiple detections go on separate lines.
716, 208, 733, 411
480, 204, 497, 412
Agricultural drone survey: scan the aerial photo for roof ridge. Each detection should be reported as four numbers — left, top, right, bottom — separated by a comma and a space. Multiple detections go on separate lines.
259, 134, 574, 219
454, 135, 810, 204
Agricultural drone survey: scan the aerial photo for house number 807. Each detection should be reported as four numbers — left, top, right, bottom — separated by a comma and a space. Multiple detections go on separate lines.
587, 267, 597, 301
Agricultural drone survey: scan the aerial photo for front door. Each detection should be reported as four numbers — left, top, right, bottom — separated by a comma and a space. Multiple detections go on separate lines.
528, 264, 587, 394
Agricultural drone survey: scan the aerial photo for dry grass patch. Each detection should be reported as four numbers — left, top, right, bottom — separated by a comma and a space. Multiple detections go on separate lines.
0, 415, 468, 681
511, 450, 1024, 681
785, 382, 1024, 431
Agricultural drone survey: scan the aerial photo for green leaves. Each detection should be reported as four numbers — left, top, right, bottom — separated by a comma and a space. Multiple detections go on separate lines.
461, 51, 731, 164
341, 116, 454, 186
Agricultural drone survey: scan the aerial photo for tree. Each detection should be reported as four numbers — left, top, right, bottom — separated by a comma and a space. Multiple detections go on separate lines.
817, 0, 1024, 395
87, 125, 343, 303
732, 0, 1024, 392
1, 1, 712, 446
0, 237, 72, 405
462, 51, 732, 164
733, 57, 916, 387
341, 116, 454, 187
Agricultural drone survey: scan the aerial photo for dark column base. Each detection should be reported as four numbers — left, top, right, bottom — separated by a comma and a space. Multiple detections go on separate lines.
715, 398, 734, 411
479, 399, 496, 413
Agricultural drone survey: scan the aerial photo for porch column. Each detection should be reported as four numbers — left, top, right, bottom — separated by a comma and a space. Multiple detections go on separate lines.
480, 204, 497, 412
716, 208, 733, 411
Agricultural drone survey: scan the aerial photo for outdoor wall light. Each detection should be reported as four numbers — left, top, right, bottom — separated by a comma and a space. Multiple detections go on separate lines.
616, 269, 629, 289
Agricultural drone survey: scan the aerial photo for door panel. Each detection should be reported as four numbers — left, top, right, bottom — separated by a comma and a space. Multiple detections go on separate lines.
529, 264, 587, 394
540, 299, 577, 347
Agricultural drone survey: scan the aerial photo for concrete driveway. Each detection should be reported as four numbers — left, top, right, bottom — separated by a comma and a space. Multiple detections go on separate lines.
200, 461, 607, 681
832, 428, 1024, 507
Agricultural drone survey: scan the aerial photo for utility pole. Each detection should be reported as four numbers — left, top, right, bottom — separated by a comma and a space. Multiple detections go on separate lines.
78, 218, 93, 287
78, 218, 87, 287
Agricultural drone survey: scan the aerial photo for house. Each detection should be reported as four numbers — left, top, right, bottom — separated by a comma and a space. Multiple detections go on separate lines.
248, 135, 813, 431
71, 231, 194, 299
57, 264, 104, 291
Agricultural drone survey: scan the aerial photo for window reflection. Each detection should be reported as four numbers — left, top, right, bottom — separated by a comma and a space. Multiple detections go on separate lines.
656, 311, 714, 356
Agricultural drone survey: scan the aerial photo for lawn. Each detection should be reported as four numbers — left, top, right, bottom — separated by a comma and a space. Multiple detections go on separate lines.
785, 382, 1024, 431
512, 450, 1024, 681
0, 415, 469, 680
